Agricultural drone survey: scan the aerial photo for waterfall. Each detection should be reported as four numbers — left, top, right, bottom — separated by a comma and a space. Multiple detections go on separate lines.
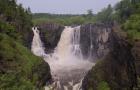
31, 26, 94, 90
31, 27, 45, 56
89, 24, 93, 59
55, 26, 82, 61
71, 26, 82, 59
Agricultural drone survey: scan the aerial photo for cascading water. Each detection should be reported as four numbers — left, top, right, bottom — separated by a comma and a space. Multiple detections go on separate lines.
89, 24, 94, 59
31, 26, 94, 90
71, 26, 82, 59
31, 27, 45, 56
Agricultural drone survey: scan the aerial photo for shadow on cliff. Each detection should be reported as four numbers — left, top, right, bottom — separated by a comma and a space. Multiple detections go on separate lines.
82, 25, 138, 90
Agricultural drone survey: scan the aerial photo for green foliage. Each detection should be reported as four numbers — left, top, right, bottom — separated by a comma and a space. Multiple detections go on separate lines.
32, 13, 96, 25
115, 0, 133, 22
0, 73, 35, 90
113, 0, 140, 40
0, 0, 50, 89
97, 81, 110, 90
123, 14, 140, 31
114, 0, 140, 22
0, 0, 32, 47
96, 4, 113, 23
122, 14, 140, 39
0, 20, 19, 40
0, 34, 45, 89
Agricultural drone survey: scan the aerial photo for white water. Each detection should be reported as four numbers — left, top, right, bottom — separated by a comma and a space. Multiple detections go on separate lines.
31, 27, 45, 56
31, 26, 94, 90
89, 24, 94, 59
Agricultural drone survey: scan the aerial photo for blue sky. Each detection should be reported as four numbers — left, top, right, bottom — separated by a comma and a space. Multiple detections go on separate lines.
17, 0, 120, 14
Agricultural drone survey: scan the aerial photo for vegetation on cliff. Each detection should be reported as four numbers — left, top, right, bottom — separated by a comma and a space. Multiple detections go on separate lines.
0, 0, 51, 89
82, 31, 137, 90
82, 0, 140, 89
0, 34, 51, 89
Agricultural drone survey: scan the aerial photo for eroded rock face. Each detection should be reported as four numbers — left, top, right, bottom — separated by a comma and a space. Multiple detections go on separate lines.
80, 24, 111, 61
34, 23, 112, 59
82, 30, 138, 90
38, 23, 64, 53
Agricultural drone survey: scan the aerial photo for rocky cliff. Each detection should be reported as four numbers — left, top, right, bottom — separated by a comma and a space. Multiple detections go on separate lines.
82, 26, 138, 90
38, 23, 64, 53
80, 24, 111, 61
32, 23, 139, 89
36, 23, 112, 59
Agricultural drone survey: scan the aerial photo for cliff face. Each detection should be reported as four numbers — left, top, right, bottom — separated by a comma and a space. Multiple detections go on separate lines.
80, 24, 111, 61
38, 23, 64, 53
82, 27, 138, 90
36, 23, 112, 58
36, 23, 112, 59
32, 23, 138, 89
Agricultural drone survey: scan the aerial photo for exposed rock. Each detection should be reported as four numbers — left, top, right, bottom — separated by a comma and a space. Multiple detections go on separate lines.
35, 23, 112, 59
80, 23, 111, 61
28, 23, 139, 89
23, 30, 34, 48
82, 28, 138, 90
38, 23, 64, 53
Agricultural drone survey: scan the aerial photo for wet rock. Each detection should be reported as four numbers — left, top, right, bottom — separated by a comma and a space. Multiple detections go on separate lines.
38, 23, 64, 53
132, 40, 140, 77
80, 23, 111, 61
82, 29, 138, 90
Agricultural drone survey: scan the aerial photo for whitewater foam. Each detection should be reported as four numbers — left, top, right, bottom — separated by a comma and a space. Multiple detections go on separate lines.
31, 26, 94, 90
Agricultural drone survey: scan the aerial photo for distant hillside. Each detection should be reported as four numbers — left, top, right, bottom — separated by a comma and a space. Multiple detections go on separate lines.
32, 13, 96, 25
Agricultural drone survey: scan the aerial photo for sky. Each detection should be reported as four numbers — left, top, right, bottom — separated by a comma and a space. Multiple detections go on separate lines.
17, 0, 120, 14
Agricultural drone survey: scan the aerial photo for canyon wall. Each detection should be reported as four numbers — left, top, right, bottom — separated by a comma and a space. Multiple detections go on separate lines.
82, 26, 138, 90
34, 23, 139, 89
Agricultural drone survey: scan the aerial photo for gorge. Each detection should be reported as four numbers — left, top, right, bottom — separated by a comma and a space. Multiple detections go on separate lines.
31, 23, 138, 90
1, 0, 140, 90
31, 26, 94, 90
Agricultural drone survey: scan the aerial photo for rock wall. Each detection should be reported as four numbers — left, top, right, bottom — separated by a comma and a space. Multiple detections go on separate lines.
82, 28, 138, 90
38, 23, 64, 53
35, 23, 112, 59
80, 24, 111, 61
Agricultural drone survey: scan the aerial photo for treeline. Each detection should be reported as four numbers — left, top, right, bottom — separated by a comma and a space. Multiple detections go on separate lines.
33, 0, 140, 39
90, 0, 140, 24
95, 0, 140, 39
32, 12, 96, 25
0, 0, 32, 46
